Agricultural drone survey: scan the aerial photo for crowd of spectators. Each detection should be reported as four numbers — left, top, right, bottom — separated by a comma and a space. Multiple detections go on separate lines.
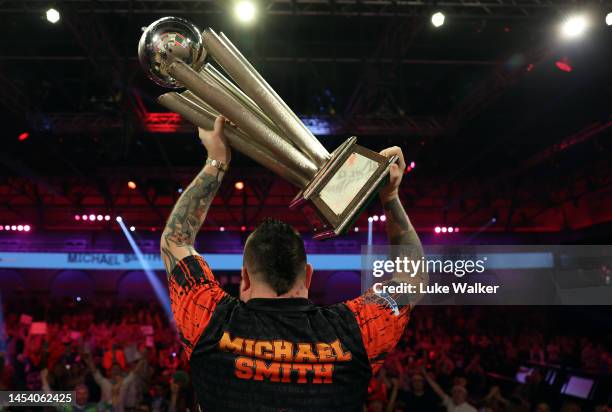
0, 298, 610, 412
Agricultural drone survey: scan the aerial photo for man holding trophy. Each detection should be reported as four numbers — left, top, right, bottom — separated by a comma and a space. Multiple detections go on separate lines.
141, 17, 426, 410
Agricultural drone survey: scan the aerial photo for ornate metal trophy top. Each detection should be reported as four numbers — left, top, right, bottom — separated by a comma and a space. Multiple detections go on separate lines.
138, 17, 397, 239
138, 17, 207, 88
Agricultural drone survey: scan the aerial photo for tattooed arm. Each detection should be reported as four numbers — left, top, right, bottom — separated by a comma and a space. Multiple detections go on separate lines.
160, 116, 231, 275
379, 146, 427, 305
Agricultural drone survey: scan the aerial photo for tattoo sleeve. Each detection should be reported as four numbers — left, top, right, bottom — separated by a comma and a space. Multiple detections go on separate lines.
383, 197, 428, 304
160, 165, 224, 275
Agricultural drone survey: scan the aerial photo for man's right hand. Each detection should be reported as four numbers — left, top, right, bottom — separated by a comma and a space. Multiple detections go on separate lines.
198, 115, 232, 164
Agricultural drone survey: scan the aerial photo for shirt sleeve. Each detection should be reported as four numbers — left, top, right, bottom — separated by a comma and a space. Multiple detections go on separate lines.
167, 254, 231, 358
343, 288, 411, 374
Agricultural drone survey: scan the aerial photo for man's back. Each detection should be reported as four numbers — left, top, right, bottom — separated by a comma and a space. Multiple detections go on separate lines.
170, 255, 411, 411
158, 128, 422, 410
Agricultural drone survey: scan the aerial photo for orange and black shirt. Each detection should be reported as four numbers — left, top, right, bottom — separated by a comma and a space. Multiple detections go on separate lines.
168, 255, 411, 411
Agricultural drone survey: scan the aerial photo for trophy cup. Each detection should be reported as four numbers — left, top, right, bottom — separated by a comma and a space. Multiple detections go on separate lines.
138, 17, 398, 240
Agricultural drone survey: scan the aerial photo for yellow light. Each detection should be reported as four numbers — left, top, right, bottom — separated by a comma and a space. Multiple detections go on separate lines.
235, 1, 256, 23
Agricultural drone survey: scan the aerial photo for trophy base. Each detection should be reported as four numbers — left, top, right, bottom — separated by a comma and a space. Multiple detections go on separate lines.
289, 137, 398, 240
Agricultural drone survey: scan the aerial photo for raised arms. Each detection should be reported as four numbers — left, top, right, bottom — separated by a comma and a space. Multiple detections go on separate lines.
160, 116, 231, 276
379, 146, 427, 305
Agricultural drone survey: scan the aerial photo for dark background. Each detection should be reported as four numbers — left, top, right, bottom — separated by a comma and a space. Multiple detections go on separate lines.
1, 0, 611, 240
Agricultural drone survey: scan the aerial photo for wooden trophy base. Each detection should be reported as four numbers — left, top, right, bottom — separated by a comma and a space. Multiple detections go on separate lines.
289, 136, 398, 240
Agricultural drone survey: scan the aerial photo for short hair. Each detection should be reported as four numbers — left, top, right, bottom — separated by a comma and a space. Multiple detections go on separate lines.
243, 218, 306, 295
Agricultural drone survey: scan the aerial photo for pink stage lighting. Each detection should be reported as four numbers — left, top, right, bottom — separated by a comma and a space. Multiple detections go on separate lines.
2, 224, 32, 232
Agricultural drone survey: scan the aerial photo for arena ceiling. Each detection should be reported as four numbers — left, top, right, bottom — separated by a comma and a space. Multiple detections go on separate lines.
0, 0, 611, 236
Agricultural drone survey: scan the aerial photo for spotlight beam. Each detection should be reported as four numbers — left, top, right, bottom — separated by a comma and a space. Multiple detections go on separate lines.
117, 217, 173, 321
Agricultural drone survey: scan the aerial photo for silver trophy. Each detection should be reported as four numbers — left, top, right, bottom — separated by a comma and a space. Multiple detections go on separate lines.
138, 17, 397, 239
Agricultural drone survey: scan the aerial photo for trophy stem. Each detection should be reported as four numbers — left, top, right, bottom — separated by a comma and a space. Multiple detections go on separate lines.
158, 92, 310, 188
202, 64, 282, 138
168, 59, 318, 181
203, 29, 331, 168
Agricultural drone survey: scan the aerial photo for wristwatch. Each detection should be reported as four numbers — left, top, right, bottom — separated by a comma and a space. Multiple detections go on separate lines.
205, 157, 229, 173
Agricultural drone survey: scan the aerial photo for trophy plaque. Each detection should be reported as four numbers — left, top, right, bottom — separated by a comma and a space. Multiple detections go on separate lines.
138, 17, 397, 239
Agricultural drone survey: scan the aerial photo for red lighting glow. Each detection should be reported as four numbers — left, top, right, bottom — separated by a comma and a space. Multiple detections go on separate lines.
144, 112, 182, 133
18, 132, 30, 141
241, 225, 247, 232
555, 59, 572, 73
75, 215, 81, 221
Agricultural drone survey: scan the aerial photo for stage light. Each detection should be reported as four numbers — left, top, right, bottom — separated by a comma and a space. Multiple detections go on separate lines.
235, 181, 244, 190
178, 188, 183, 194
606, 12, 612, 26
234, 1, 256, 23
0, 226, 3, 231
380, 215, 386, 222
491, 217, 497, 223
434, 226, 441, 233
24, 225, 31, 232
431, 12, 445, 28
116, 216, 123, 222
354, 227, 359, 232
104, 215, 111, 221
4, 225, 9, 230
76, 296, 82, 302
74, 215, 80, 221
560, 14, 589, 39
448, 227, 454, 233
220, 226, 226, 232
372, 215, 379, 222
368, 217, 373, 223
97, 215, 103, 221
89, 214, 95, 221
129, 226, 136, 232
11, 225, 16, 231
127, 181, 137, 190
17, 225, 23, 231
18, 132, 29, 141
441, 227, 447, 233
46, 8, 60, 24
555, 59, 573, 72
410, 161, 416, 169
455, 227, 459, 232
241, 225, 247, 232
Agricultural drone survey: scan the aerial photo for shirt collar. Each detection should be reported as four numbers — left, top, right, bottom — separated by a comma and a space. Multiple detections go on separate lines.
244, 298, 316, 312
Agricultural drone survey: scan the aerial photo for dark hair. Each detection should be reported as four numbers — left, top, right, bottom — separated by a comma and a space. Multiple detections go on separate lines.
243, 218, 306, 295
